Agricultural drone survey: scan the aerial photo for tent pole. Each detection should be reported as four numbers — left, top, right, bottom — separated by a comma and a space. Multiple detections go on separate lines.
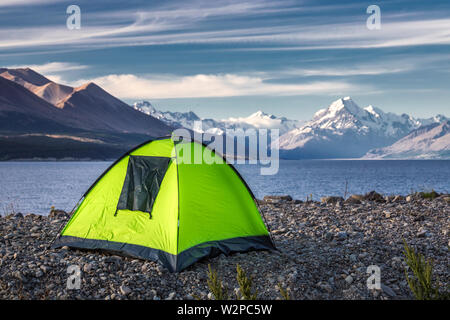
174, 139, 181, 271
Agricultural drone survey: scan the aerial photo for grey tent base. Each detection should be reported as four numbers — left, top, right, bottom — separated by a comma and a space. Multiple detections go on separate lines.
52, 235, 275, 272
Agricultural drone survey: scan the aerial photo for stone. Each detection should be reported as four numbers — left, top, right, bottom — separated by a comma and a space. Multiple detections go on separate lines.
381, 284, 396, 297
345, 196, 362, 204
345, 275, 354, 284
0, 195, 448, 300
166, 292, 176, 300
263, 195, 293, 203
13, 271, 26, 283
83, 263, 93, 273
40, 265, 50, 273
417, 228, 428, 238
323, 232, 334, 241
336, 232, 348, 241
364, 191, 385, 202
321, 196, 344, 204
393, 195, 405, 202
349, 194, 365, 201
120, 285, 131, 296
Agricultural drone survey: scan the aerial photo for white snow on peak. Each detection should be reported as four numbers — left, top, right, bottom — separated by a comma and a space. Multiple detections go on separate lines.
364, 121, 450, 159
132, 102, 301, 135
274, 97, 449, 153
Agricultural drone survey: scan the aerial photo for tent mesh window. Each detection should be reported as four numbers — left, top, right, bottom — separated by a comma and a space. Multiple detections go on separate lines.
116, 156, 171, 216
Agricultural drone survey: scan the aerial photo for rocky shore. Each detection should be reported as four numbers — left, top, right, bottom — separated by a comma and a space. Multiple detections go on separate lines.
0, 191, 448, 300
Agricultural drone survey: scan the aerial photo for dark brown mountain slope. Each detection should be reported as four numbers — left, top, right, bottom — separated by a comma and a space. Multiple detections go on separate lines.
0, 76, 75, 133
0, 68, 172, 136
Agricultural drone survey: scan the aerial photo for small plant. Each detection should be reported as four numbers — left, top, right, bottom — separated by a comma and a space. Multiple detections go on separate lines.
278, 283, 291, 300
403, 240, 447, 300
235, 264, 258, 300
2, 202, 17, 216
206, 264, 228, 300
419, 190, 439, 200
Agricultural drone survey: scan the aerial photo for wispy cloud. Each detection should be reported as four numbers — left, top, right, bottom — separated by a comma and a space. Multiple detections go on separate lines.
7, 62, 87, 73
1, 0, 449, 52
6, 62, 88, 83
0, 0, 63, 7
72, 73, 369, 99
275, 55, 450, 77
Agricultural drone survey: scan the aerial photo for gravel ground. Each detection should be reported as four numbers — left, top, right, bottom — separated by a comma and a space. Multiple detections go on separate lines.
0, 192, 448, 300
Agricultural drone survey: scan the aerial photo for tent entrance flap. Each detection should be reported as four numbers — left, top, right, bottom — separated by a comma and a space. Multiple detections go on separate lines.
117, 156, 171, 215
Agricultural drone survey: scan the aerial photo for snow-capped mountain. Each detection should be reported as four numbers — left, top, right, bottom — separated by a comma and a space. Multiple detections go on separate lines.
274, 97, 448, 159
222, 111, 301, 135
364, 120, 450, 159
132, 101, 302, 135
132, 101, 206, 129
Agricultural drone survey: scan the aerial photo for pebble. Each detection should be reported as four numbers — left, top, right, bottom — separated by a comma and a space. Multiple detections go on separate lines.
345, 275, 354, 284
166, 292, 176, 300
120, 285, 131, 296
381, 284, 396, 297
0, 193, 448, 300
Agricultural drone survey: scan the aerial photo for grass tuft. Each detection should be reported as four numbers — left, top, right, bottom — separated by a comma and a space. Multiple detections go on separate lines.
403, 240, 448, 300
235, 264, 258, 300
206, 264, 229, 300
278, 283, 291, 300
418, 190, 439, 200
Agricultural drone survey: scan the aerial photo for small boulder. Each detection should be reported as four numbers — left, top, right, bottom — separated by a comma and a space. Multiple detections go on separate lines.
336, 231, 348, 241
49, 209, 70, 219
83, 263, 93, 273
7, 212, 23, 219
364, 191, 385, 202
120, 285, 131, 296
321, 196, 344, 204
393, 195, 406, 202
381, 284, 396, 297
263, 195, 293, 203
166, 292, 176, 300
345, 195, 362, 204
417, 228, 429, 238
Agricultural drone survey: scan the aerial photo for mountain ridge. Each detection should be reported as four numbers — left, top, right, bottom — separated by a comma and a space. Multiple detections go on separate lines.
0, 68, 172, 160
133, 100, 302, 135
0, 68, 172, 136
1, 67, 448, 160
364, 120, 450, 159
274, 97, 448, 159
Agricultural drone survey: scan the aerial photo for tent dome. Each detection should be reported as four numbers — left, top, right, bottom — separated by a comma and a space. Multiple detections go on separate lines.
52, 136, 275, 272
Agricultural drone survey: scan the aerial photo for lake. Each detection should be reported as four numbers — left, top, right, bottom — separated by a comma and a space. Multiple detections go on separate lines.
0, 160, 449, 215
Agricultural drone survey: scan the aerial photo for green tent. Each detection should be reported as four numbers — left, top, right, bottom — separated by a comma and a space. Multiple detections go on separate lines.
52, 136, 275, 272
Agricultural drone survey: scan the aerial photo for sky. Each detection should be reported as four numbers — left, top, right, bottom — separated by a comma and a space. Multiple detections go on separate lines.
1, 0, 449, 120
